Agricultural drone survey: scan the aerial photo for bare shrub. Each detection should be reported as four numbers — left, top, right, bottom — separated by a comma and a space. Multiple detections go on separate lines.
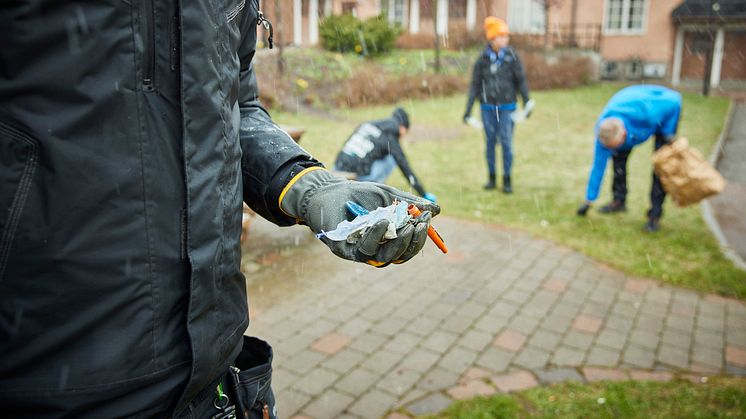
520, 50, 594, 90
336, 67, 468, 107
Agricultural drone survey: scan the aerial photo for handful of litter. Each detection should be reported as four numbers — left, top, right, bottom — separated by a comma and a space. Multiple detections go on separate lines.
316, 201, 411, 242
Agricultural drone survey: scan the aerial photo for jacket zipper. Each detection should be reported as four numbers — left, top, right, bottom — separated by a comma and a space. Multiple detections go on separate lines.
141, 0, 155, 90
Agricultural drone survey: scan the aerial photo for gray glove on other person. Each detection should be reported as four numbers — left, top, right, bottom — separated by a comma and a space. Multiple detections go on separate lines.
281, 168, 441, 267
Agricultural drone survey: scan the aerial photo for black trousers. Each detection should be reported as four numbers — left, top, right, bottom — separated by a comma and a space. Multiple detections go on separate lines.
611, 134, 667, 219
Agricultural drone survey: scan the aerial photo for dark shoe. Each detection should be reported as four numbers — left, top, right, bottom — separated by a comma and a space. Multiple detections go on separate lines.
502, 175, 512, 194
598, 200, 626, 214
484, 174, 497, 190
644, 218, 660, 233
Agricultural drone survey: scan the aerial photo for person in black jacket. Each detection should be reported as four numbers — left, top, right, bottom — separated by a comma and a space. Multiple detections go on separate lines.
334, 108, 437, 202
0, 2, 439, 417
463, 17, 531, 194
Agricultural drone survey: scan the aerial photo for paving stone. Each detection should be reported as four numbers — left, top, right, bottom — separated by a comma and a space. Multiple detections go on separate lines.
513, 346, 551, 369
439, 346, 478, 374
629, 329, 659, 350
534, 368, 584, 384
580, 302, 610, 318
629, 370, 674, 382
406, 392, 453, 416
604, 316, 635, 334
551, 302, 582, 319
421, 330, 459, 354
660, 329, 692, 348
494, 329, 527, 352
509, 315, 541, 335
441, 288, 473, 305
349, 332, 388, 355
338, 317, 373, 338
447, 380, 497, 400
384, 333, 422, 354
727, 331, 746, 348
285, 350, 326, 375
384, 413, 411, 419
582, 367, 629, 382
417, 367, 460, 391
372, 316, 410, 337
280, 333, 322, 357
311, 333, 352, 355
293, 368, 340, 397
361, 350, 402, 374
657, 344, 689, 370
476, 347, 514, 372
541, 314, 573, 334
622, 345, 656, 369
586, 346, 620, 367
502, 288, 532, 305
405, 317, 440, 337
336, 368, 381, 397
636, 315, 665, 334
543, 278, 567, 293
693, 330, 724, 350
528, 329, 563, 352
321, 348, 367, 375
460, 367, 493, 383
726, 345, 746, 368
348, 389, 398, 419
596, 330, 627, 351
277, 390, 311, 418
563, 330, 595, 351
272, 367, 300, 393
551, 346, 585, 367
670, 302, 696, 317
690, 363, 721, 374
441, 314, 477, 334
377, 368, 422, 397
398, 349, 440, 373
460, 329, 493, 352
302, 389, 354, 419
691, 346, 724, 370
474, 314, 510, 334
666, 316, 694, 333
588, 288, 616, 305
725, 364, 746, 376
624, 278, 654, 294
491, 370, 539, 392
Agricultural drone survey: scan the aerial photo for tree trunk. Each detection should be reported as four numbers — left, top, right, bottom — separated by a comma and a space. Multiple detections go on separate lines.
274, 0, 285, 74
433, 0, 441, 73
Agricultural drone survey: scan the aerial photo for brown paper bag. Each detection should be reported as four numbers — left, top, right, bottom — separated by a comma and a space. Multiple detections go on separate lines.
652, 137, 726, 207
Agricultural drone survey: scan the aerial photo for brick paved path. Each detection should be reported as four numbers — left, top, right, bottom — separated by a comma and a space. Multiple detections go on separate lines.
244, 216, 746, 419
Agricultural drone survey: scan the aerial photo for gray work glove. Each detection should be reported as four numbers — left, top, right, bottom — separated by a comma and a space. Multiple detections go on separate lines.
281, 169, 441, 267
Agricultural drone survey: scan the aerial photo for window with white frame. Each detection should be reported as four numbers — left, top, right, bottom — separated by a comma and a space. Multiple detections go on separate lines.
507, 0, 545, 34
605, 0, 647, 34
380, 0, 406, 25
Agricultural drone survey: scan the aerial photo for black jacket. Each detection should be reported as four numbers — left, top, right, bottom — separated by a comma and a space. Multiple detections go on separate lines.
334, 118, 426, 196
465, 45, 530, 115
0, 0, 318, 416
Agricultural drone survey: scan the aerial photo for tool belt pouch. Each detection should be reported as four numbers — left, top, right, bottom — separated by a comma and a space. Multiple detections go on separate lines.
228, 336, 276, 419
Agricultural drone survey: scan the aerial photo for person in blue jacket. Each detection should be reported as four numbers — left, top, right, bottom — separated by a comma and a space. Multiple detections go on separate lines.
576, 85, 682, 232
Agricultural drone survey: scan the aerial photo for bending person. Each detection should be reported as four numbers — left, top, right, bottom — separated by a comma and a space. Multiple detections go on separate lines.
334, 107, 437, 202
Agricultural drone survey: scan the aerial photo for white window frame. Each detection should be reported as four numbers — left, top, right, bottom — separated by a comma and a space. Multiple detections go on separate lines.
603, 0, 648, 36
507, 0, 545, 35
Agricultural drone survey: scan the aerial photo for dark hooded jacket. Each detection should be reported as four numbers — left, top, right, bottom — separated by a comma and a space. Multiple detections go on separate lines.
0, 0, 318, 416
465, 45, 530, 114
334, 118, 427, 196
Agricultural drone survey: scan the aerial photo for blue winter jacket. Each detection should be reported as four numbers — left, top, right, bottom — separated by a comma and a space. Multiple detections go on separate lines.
585, 85, 682, 201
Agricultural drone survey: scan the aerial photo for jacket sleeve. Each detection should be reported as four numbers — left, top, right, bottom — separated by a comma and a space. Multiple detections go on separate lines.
465, 58, 481, 117
513, 50, 530, 105
236, 14, 322, 226
585, 139, 611, 202
388, 135, 427, 196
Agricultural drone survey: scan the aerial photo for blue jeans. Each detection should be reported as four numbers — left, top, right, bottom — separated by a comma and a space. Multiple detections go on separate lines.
355, 155, 396, 183
481, 106, 514, 177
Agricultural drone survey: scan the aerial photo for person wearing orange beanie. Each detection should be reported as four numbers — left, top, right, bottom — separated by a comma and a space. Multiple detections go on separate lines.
464, 16, 531, 193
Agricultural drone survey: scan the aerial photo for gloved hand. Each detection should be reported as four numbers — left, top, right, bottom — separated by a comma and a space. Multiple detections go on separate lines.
423, 192, 437, 203
281, 169, 441, 267
576, 203, 590, 216
524, 99, 535, 119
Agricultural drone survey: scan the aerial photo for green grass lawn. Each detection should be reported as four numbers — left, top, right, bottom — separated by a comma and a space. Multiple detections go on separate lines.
421, 377, 746, 418
271, 83, 746, 298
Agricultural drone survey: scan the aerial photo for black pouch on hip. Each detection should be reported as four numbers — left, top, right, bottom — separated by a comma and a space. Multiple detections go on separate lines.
226, 336, 276, 419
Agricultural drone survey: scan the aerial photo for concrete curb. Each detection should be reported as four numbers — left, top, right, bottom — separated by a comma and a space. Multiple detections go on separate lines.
700, 101, 746, 271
